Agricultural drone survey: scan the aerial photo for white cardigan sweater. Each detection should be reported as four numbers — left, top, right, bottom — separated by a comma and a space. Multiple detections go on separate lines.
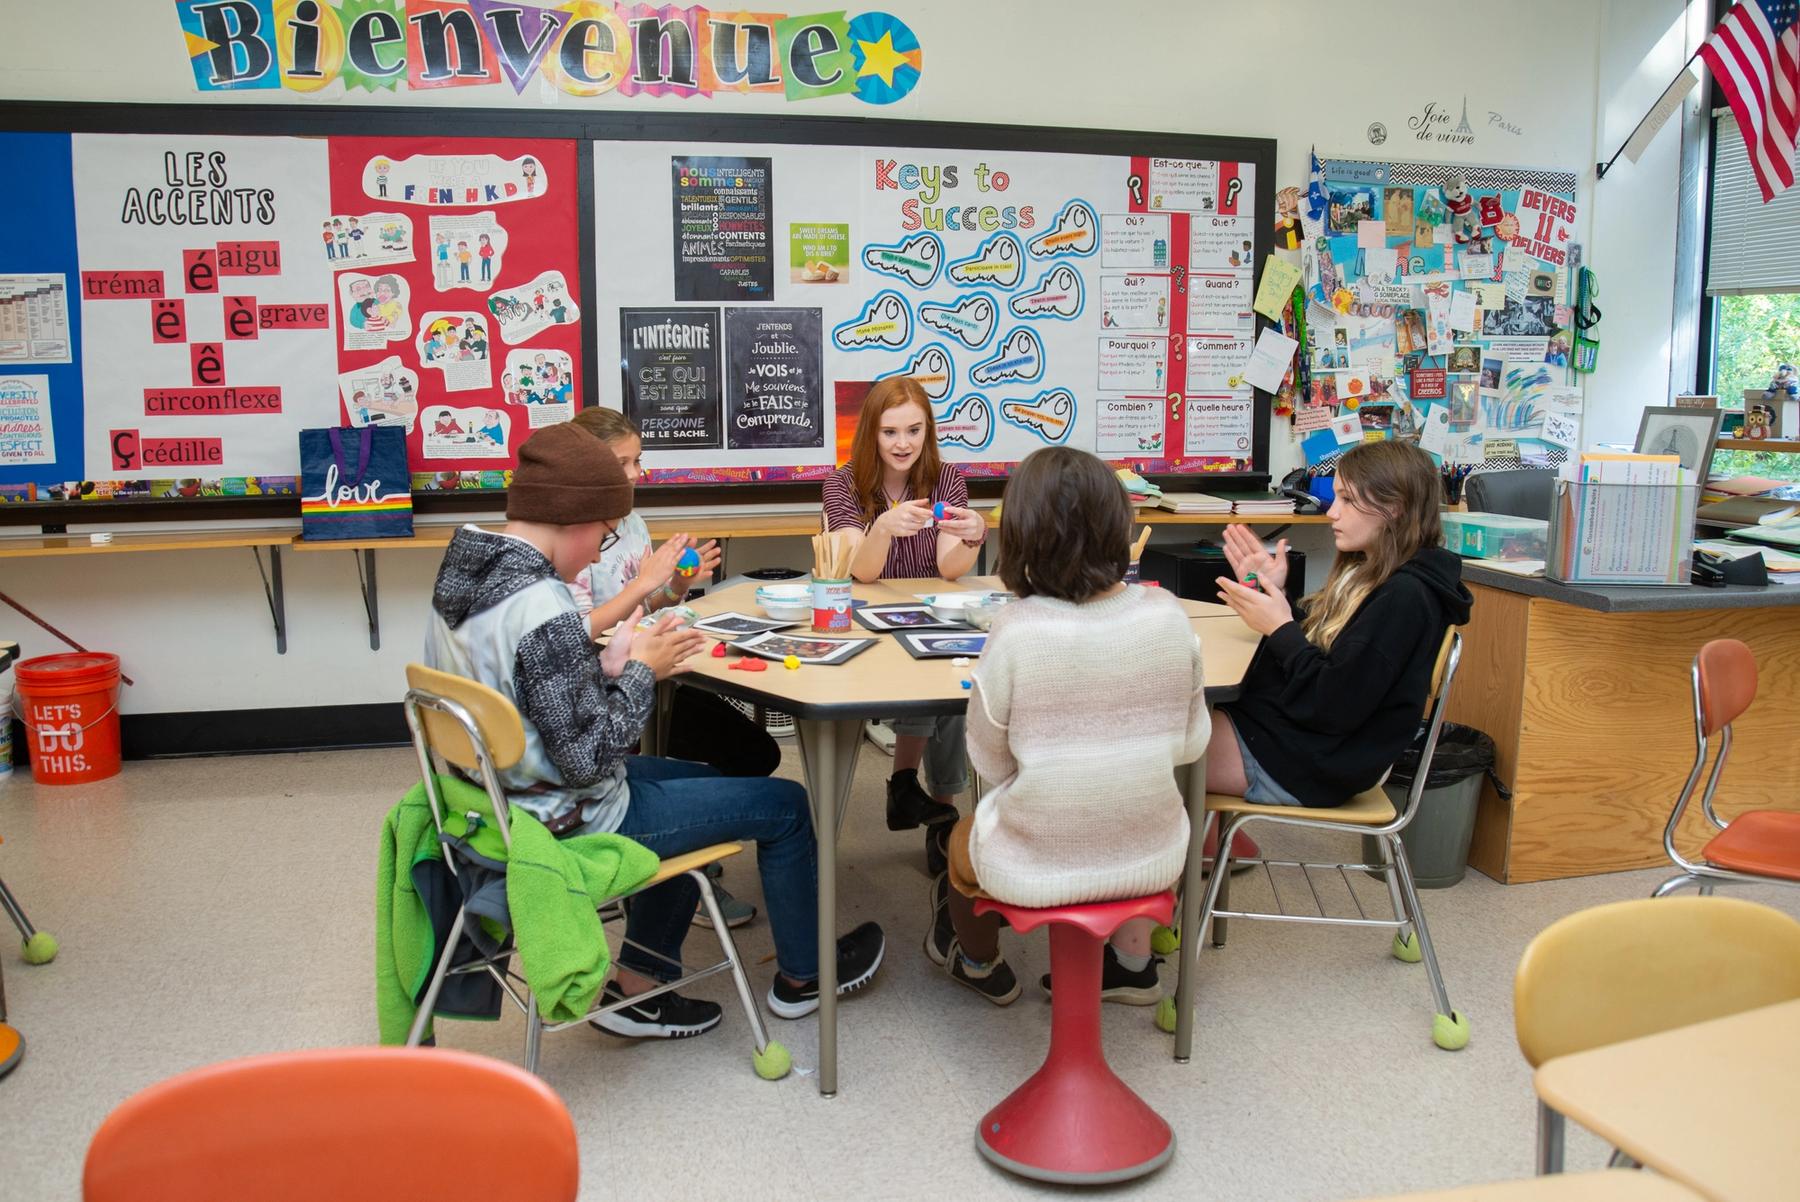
966, 584, 1207, 907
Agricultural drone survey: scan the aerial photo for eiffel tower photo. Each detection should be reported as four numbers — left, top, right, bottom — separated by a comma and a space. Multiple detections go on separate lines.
1455, 96, 1473, 137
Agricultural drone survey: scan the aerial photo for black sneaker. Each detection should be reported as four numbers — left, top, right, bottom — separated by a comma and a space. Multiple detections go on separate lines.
1039, 944, 1163, 1006
947, 942, 1021, 1006
767, 921, 886, 1019
887, 769, 959, 832
925, 822, 951, 877
923, 872, 955, 966
589, 981, 723, 1039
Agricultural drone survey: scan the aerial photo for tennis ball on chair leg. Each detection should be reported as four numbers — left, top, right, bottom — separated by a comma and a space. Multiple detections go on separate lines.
22, 931, 58, 964
753, 1039, 792, 1080
1150, 924, 1180, 956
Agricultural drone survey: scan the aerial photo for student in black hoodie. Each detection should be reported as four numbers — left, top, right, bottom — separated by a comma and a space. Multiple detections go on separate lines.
1210, 441, 1473, 808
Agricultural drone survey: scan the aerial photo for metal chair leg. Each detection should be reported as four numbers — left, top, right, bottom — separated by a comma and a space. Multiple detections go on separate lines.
1536, 1100, 1566, 1174
1196, 815, 1237, 952
695, 871, 775, 1056
524, 990, 543, 1075
1390, 839, 1450, 1014
405, 909, 466, 1047
1210, 815, 1244, 948
0, 877, 39, 944
1376, 836, 1413, 940
1653, 873, 1700, 898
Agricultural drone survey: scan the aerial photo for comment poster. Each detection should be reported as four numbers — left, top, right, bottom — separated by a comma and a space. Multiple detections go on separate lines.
724, 308, 823, 449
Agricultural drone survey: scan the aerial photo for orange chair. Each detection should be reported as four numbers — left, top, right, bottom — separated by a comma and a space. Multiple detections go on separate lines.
1654, 639, 1800, 898
83, 1047, 578, 1202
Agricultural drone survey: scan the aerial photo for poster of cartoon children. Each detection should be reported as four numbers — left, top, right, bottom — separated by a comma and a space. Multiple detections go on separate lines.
322, 212, 414, 269
414, 311, 493, 393
337, 355, 420, 432
428, 212, 508, 292
504, 348, 575, 427
422, 405, 511, 459
486, 270, 580, 345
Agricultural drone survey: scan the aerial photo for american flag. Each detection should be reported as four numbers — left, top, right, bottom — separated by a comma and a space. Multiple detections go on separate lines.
1699, 0, 1800, 202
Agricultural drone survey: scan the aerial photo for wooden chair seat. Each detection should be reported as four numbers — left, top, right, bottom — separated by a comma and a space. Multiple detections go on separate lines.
1204, 785, 1395, 827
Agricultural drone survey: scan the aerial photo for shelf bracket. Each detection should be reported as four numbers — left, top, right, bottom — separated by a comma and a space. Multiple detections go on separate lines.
251, 546, 287, 655
354, 549, 380, 651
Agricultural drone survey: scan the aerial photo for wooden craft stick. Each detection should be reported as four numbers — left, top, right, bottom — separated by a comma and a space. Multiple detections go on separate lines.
1131, 525, 1153, 562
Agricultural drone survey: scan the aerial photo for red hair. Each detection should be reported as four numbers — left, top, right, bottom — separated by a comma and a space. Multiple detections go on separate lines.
847, 377, 941, 525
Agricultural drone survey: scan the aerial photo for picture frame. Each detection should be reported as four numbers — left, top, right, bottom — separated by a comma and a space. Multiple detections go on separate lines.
853, 604, 971, 633
689, 611, 798, 637
731, 630, 876, 666
1634, 405, 1724, 474
894, 631, 990, 660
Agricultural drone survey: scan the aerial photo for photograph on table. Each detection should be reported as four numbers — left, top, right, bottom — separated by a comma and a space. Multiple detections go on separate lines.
1634, 406, 1724, 474
732, 630, 877, 666
689, 612, 800, 637
894, 631, 990, 659
853, 604, 971, 632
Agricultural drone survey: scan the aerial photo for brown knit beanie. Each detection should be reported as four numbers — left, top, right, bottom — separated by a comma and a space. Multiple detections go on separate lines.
506, 423, 633, 524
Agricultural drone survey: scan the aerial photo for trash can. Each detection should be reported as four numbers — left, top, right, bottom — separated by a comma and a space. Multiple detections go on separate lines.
1362, 724, 1502, 889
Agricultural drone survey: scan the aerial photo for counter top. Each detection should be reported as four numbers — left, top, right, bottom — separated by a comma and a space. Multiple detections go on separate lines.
1463, 562, 1800, 612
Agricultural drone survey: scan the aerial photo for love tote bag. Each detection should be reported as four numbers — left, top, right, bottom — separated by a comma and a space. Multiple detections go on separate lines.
298, 426, 414, 540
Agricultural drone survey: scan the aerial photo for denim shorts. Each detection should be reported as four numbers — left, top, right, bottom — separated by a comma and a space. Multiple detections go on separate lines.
1232, 723, 1304, 807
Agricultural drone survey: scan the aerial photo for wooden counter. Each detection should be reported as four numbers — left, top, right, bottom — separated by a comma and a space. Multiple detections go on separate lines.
1453, 566, 1800, 883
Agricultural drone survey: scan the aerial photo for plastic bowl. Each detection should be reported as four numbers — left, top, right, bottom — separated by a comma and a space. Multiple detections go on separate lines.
924, 591, 987, 623
964, 592, 1015, 630
758, 601, 810, 621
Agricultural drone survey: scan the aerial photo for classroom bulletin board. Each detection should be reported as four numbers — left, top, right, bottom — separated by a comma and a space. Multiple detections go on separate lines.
1290, 156, 1583, 470
0, 106, 1274, 515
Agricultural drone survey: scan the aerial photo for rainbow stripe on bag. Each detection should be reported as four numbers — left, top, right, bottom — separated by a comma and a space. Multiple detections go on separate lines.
301, 496, 413, 517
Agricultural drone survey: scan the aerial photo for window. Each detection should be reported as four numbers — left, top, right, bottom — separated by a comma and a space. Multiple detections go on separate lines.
1703, 112, 1800, 479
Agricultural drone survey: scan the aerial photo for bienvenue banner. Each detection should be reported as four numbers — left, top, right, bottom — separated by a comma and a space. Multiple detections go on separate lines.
174, 1, 923, 104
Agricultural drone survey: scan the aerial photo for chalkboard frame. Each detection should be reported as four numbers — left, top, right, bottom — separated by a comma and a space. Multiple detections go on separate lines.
0, 101, 1276, 527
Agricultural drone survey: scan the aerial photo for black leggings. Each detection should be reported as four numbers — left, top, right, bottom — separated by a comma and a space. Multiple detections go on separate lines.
664, 686, 783, 778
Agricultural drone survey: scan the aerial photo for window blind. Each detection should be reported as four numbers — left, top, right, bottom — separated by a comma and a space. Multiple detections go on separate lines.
1705, 111, 1800, 296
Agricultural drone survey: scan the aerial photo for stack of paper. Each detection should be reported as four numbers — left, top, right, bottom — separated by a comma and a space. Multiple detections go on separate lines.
1156, 493, 1234, 514
1208, 489, 1297, 515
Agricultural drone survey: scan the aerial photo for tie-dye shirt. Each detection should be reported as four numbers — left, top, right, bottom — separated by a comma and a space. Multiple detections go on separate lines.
567, 511, 653, 617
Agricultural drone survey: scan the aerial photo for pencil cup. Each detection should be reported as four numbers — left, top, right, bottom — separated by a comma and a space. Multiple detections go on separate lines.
1123, 561, 1141, 584
811, 578, 853, 633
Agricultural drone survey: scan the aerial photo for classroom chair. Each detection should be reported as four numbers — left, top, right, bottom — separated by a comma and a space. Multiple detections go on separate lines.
402, 664, 788, 1079
1182, 631, 1468, 1050
1652, 639, 1800, 898
948, 821, 1176, 1184
1513, 895, 1800, 1174
1464, 467, 1556, 521
83, 1046, 578, 1202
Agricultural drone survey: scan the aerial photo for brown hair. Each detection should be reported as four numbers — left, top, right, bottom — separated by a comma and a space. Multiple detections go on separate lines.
1302, 441, 1443, 649
998, 447, 1133, 601
847, 377, 942, 525
570, 406, 640, 445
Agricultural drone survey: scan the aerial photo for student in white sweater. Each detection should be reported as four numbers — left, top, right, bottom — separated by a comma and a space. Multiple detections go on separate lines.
927, 447, 1208, 1006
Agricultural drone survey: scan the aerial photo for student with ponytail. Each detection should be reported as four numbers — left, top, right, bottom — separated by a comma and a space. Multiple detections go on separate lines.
1211, 441, 1472, 807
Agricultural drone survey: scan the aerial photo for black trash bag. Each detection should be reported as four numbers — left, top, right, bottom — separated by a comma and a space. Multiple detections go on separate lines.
1391, 723, 1509, 798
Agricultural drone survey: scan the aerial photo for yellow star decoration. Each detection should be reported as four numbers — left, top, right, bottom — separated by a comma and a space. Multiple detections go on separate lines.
856, 31, 910, 86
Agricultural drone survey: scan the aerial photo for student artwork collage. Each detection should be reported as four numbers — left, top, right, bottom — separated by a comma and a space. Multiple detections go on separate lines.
325, 138, 582, 490
1273, 153, 1582, 474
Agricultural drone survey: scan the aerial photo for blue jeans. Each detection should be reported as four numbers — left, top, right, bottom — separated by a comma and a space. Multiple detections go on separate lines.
609, 756, 819, 983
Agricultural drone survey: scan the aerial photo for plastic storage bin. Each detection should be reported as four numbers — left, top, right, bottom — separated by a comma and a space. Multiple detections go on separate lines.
1440, 512, 1549, 562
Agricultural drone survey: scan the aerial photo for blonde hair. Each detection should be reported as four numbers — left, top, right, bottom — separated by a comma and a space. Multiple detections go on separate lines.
570, 406, 639, 445
1302, 442, 1443, 650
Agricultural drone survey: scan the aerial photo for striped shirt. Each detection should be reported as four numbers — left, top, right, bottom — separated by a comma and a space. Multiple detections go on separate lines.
822, 462, 969, 579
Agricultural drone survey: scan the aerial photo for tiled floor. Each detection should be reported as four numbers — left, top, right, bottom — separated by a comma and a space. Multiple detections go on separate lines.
1, 743, 1791, 1200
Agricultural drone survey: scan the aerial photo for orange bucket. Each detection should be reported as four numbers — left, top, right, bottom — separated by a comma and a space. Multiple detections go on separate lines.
15, 652, 123, 785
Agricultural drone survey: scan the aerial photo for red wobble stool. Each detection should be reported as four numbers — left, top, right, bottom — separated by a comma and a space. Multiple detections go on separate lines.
971, 891, 1176, 1184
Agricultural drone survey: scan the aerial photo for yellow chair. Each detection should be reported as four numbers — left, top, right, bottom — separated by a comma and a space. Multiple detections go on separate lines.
1184, 632, 1469, 1050
401, 664, 789, 1079
1514, 895, 1800, 1174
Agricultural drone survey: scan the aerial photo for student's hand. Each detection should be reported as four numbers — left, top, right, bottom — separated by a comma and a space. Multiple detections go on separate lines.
936, 505, 985, 543
671, 539, 722, 595
1217, 575, 1294, 637
599, 608, 640, 678
629, 614, 706, 680
872, 497, 934, 539
632, 535, 690, 597
1222, 525, 1289, 593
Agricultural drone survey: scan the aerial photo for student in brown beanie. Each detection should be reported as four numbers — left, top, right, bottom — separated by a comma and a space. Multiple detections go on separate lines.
426, 421, 885, 1038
